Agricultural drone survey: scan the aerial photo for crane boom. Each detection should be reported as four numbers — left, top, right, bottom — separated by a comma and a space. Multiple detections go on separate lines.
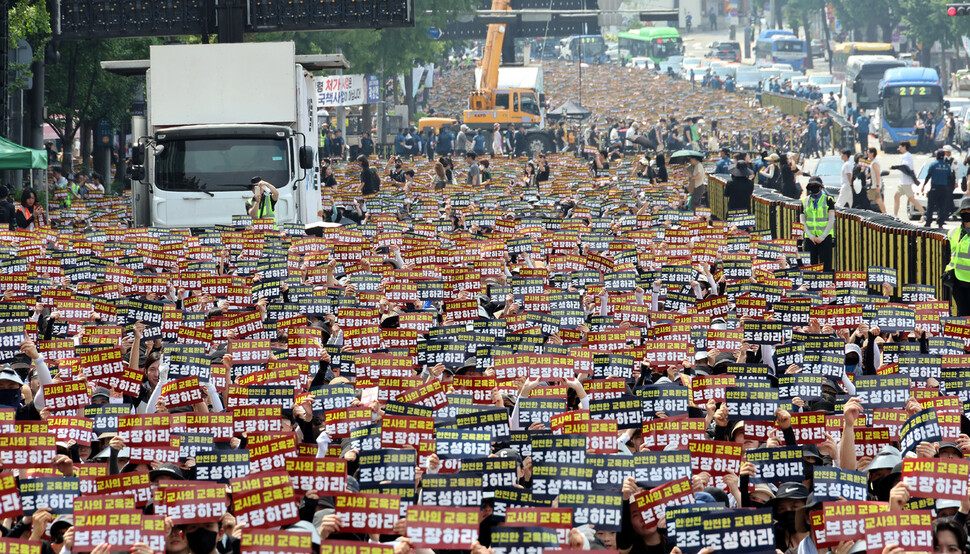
478, 0, 510, 91
469, 0, 510, 110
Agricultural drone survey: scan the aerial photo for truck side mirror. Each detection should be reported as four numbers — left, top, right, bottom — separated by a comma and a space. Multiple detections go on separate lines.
131, 144, 144, 166
130, 166, 145, 181
299, 146, 315, 170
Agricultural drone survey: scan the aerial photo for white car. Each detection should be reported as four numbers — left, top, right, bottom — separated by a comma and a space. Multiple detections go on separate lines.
907, 157, 968, 220
808, 74, 834, 85
735, 67, 763, 90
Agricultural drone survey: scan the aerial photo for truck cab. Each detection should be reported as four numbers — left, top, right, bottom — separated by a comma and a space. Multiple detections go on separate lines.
104, 42, 347, 229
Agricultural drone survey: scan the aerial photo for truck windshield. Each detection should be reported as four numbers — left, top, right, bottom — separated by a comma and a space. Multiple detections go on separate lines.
155, 138, 289, 192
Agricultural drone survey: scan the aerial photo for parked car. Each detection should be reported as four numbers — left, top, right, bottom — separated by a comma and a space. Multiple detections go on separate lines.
808, 155, 846, 197
810, 39, 825, 58
735, 66, 763, 90
808, 74, 834, 85
709, 41, 741, 62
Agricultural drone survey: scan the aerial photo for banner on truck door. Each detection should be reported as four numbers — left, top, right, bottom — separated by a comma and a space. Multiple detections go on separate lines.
315, 75, 380, 107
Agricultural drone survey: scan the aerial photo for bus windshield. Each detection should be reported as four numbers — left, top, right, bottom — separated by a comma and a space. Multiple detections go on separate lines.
882, 85, 943, 128
854, 73, 887, 108
775, 40, 804, 52
155, 137, 290, 192
574, 37, 605, 58
651, 39, 682, 60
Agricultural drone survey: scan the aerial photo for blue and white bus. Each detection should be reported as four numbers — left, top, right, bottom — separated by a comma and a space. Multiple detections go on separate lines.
875, 67, 944, 150
754, 30, 808, 72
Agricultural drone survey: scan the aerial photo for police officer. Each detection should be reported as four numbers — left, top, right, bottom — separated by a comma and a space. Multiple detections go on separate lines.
921, 149, 954, 229
246, 177, 279, 220
800, 176, 835, 271
947, 196, 970, 315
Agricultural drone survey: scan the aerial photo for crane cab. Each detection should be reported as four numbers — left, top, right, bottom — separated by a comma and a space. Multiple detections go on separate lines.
463, 88, 542, 128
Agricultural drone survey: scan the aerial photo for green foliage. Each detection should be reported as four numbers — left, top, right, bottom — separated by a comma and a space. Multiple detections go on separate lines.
828, 0, 898, 41
45, 38, 155, 145
898, 0, 965, 52
8, 0, 50, 51
7, 0, 52, 91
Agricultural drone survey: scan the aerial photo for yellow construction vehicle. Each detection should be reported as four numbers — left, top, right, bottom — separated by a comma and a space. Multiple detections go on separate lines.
420, 0, 556, 154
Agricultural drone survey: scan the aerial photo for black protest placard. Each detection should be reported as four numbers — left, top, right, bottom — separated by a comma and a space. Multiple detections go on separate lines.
634, 450, 692, 488
124, 298, 165, 339
811, 467, 869, 501
747, 447, 805, 484
777, 374, 824, 401
899, 408, 943, 457
725, 387, 780, 421
742, 320, 784, 345
0, 322, 23, 363
636, 384, 689, 417
165, 344, 211, 383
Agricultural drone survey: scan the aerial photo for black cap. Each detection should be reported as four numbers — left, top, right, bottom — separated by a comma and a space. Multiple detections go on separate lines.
766, 482, 810, 506
938, 442, 964, 458
149, 463, 185, 481
251, 176, 263, 185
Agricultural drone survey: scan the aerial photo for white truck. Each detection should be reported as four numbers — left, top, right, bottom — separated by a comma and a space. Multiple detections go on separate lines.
105, 42, 346, 228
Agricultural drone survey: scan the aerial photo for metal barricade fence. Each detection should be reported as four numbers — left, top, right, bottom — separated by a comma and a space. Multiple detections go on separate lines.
709, 175, 952, 300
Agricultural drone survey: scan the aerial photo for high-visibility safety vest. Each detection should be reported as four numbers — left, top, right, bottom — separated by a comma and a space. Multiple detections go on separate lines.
948, 226, 970, 282
254, 195, 275, 219
14, 205, 33, 230
802, 194, 833, 239
63, 183, 78, 208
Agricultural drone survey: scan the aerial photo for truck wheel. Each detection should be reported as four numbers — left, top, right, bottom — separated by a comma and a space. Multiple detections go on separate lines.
526, 133, 553, 155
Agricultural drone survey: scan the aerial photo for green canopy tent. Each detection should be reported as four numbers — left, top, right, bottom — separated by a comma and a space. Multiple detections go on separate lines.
0, 137, 46, 170
0, 137, 49, 217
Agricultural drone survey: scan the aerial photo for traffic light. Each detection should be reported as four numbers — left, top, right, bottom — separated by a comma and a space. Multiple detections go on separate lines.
948, 3, 970, 15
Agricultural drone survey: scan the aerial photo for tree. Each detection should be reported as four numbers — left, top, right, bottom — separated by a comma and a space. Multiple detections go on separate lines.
828, 0, 899, 41
7, 0, 51, 90
44, 39, 152, 172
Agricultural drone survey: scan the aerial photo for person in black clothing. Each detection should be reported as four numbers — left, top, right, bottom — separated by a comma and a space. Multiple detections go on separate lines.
0, 186, 14, 230
724, 160, 755, 210
320, 160, 338, 188
535, 155, 550, 182
356, 155, 380, 196
655, 153, 668, 182
514, 125, 528, 157
778, 153, 803, 199
358, 131, 374, 158
15, 188, 42, 230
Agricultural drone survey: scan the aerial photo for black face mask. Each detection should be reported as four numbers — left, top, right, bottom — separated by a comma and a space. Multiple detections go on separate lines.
185, 528, 218, 554
0, 389, 21, 409
961, 211, 970, 223
777, 511, 798, 534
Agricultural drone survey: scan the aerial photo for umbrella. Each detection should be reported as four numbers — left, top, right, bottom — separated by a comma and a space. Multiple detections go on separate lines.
668, 149, 705, 165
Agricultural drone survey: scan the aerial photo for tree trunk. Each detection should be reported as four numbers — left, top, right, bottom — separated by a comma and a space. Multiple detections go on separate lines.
805, 23, 814, 70
404, 70, 415, 121
116, 128, 127, 186
362, 104, 373, 137
79, 121, 91, 172
821, 4, 833, 65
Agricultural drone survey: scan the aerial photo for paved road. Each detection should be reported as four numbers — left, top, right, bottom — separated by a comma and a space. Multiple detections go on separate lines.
802, 150, 966, 231
675, 26, 968, 228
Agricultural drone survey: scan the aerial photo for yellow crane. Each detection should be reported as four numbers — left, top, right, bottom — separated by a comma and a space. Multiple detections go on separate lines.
420, 0, 555, 154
